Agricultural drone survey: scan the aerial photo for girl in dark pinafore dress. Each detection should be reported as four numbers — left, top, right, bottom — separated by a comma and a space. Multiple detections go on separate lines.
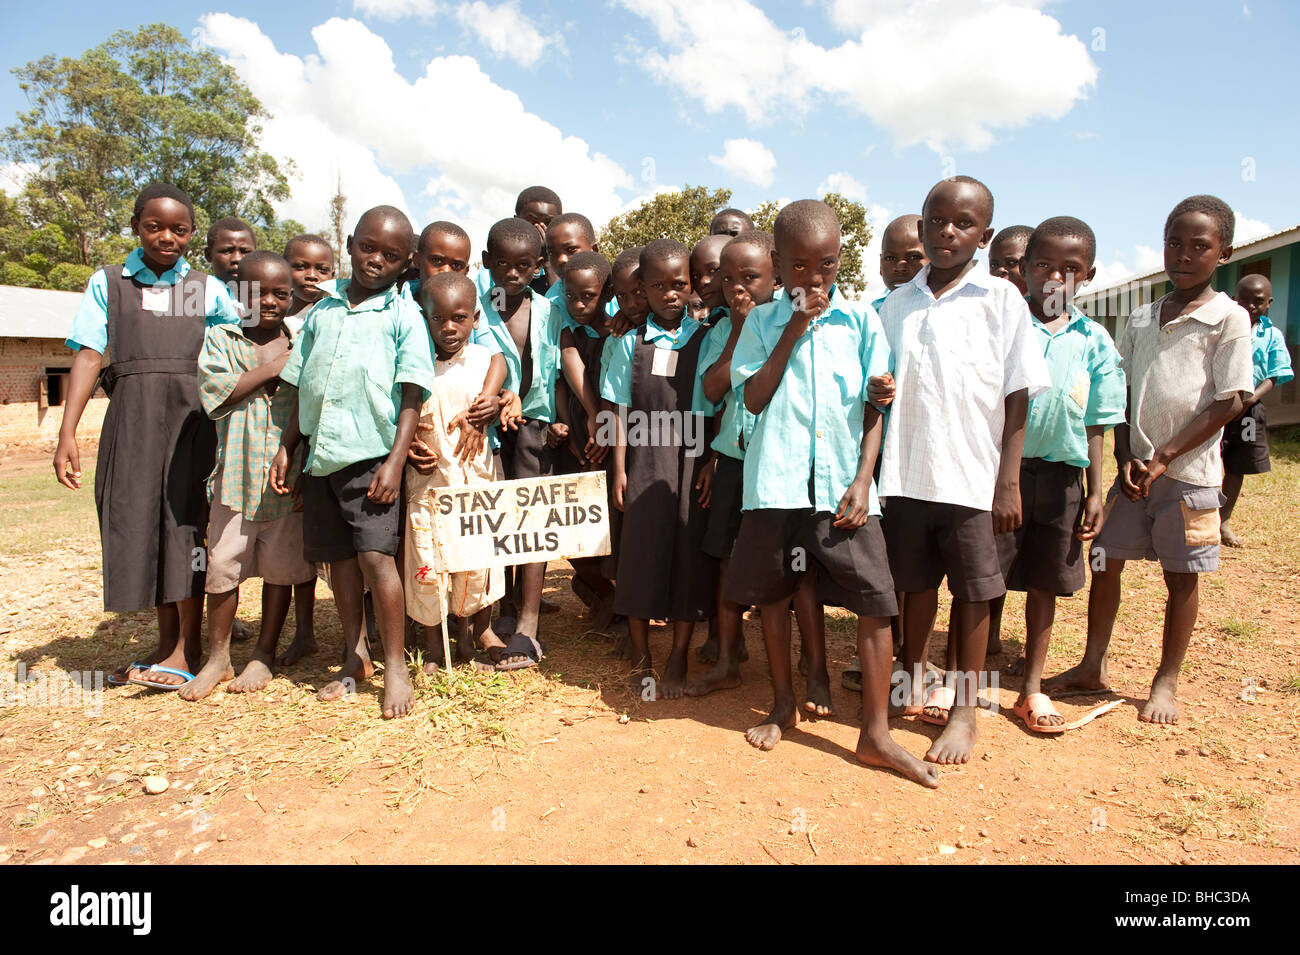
599, 240, 718, 700
54, 183, 241, 689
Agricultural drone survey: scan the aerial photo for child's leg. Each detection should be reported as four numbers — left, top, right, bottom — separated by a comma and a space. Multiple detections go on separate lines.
794, 576, 832, 716
229, 583, 293, 693
179, 591, 238, 700
745, 598, 797, 750
1142, 571, 1197, 724
278, 579, 318, 666
142, 597, 204, 686
855, 615, 939, 788
894, 589, 938, 714
925, 598, 988, 764
627, 616, 654, 694
685, 559, 744, 696
1219, 472, 1244, 546
1017, 587, 1062, 726
660, 619, 696, 699
357, 550, 414, 719
1043, 559, 1124, 696
470, 605, 506, 666
572, 556, 616, 631
317, 557, 374, 702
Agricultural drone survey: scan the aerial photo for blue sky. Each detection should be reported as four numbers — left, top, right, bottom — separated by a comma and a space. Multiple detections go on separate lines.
3, 0, 1297, 295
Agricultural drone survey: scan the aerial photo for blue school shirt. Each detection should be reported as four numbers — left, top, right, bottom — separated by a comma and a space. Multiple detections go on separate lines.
1251, 314, 1294, 389
1021, 305, 1127, 469
697, 310, 758, 460
599, 316, 714, 414
66, 249, 240, 352
731, 286, 890, 515
279, 278, 436, 477
870, 292, 889, 313
475, 285, 562, 422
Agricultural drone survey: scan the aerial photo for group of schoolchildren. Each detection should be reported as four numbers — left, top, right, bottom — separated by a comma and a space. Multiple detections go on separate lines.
53, 174, 1290, 789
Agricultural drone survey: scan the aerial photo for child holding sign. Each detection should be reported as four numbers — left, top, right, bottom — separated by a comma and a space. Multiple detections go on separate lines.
406, 273, 510, 671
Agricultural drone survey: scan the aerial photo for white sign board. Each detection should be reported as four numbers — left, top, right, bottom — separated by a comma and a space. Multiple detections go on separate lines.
431, 471, 611, 573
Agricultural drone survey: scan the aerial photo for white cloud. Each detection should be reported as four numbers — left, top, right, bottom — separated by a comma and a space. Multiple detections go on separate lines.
1233, 211, 1273, 245
454, 1, 563, 68
1088, 259, 1136, 290
0, 162, 35, 197
618, 0, 1098, 152
817, 171, 867, 204
709, 138, 776, 187
1134, 245, 1164, 272
352, 0, 441, 18
197, 15, 632, 249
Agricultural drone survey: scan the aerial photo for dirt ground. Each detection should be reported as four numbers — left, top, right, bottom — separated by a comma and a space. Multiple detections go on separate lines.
1, 442, 1297, 865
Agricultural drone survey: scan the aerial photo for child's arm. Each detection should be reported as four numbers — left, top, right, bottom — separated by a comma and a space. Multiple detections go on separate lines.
743, 290, 826, 413
53, 347, 103, 490
467, 353, 507, 429
369, 382, 423, 504
992, 389, 1028, 534
701, 319, 745, 404
834, 405, 884, 528
269, 404, 302, 496
1244, 377, 1274, 409
559, 339, 604, 464
611, 408, 628, 510
214, 351, 291, 412
1076, 425, 1107, 540
1134, 395, 1243, 496
548, 379, 572, 450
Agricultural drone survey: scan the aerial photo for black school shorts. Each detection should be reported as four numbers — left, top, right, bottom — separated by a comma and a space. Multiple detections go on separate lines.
301, 456, 402, 562
701, 454, 745, 560
1222, 402, 1271, 475
724, 508, 897, 617
995, 458, 1087, 596
881, 496, 1005, 602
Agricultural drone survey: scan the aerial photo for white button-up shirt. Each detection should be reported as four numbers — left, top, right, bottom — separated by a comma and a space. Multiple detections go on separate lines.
877, 264, 1051, 510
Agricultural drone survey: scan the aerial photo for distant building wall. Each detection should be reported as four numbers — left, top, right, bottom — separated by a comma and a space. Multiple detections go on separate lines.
0, 337, 107, 447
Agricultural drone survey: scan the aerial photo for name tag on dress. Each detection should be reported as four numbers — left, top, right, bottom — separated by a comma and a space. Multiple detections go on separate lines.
651, 346, 679, 377
141, 286, 171, 315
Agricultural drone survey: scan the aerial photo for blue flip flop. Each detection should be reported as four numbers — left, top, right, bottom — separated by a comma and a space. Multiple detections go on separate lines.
127, 665, 195, 691
107, 662, 149, 687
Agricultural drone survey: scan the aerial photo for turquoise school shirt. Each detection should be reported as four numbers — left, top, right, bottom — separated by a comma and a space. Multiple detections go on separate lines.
1021, 305, 1127, 469
599, 316, 715, 414
1251, 314, 1294, 389
66, 248, 240, 353
697, 310, 758, 460
279, 278, 435, 477
731, 286, 890, 515
475, 285, 562, 422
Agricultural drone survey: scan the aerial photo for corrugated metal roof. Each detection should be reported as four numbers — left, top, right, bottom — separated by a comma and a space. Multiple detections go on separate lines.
0, 284, 82, 339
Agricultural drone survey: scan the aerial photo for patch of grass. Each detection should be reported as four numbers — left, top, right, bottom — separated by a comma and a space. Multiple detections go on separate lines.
824, 612, 858, 634
0, 462, 100, 556
1162, 772, 1194, 789
1220, 617, 1262, 644
1282, 672, 1300, 695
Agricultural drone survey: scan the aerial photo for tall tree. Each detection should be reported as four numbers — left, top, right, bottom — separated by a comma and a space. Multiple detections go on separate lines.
3, 23, 291, 267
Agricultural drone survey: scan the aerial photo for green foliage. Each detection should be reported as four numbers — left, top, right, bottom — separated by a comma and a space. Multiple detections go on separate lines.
1, 22, 293, 288
46, 262, 95, 291
599, 185, 732, 262
599, 186, 874, 294
0, 262, 44, 287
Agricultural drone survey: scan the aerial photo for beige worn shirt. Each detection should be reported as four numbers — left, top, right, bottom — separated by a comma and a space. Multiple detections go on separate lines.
1118, 291, 1253, 488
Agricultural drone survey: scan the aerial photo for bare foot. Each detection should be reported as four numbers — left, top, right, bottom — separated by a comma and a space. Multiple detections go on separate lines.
1042, 661, 1111, 698
1007, 655, 1026, 677
589, 594, 616, 634
1220, 522, 1243, 547
228, 653, 274, 693
803, 672, 835, 717
177, 657, 234, 701
661, 649, 689, 699
1139, 674, 1180, 724
382, 667, 416, 719
746, 700, 799, 751
230, 618, 254, 642
888, 667, 925, 717
696, 633, 720, 665
318, 657, 375, 701
110, 647, 168, 685
925, 706, 979, 764
628, 661, 657, 699
684, 662, 741, 697
856, 731, 940, 788
276, 632, 317, 667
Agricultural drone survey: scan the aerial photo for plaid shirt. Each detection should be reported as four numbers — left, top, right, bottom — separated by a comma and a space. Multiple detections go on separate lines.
199, 323, 302, 521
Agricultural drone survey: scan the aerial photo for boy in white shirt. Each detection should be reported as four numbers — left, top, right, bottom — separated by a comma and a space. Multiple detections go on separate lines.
875, 176, 1051, 765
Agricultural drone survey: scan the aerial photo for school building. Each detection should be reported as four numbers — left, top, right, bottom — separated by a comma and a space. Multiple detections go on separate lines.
0, 284, 106, 447
1076, 224, 1300, 426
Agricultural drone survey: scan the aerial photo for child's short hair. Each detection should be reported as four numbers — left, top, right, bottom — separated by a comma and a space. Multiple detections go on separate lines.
924, 175, 994, 225
418, 220, 471, 254
420, 270, 477, 311
773, 200, 840, 249
711, 207, 755, 231
726, 230, 775, 256
354, 205, 413, 242
639, 238, 690, 271
133, 182, 195, 224
487, 217, 544, 257
515, 186, 562, 214
1165, 194, 1234, 247
208, 216, 255, 244
565, 250, 612, 287
547, 212, 596, 246
1026, 216, 1097, 266
992, 224, 1033, 249
238, 250, 289, 277
283, 233, 334, 260
613, 246, 644, 275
